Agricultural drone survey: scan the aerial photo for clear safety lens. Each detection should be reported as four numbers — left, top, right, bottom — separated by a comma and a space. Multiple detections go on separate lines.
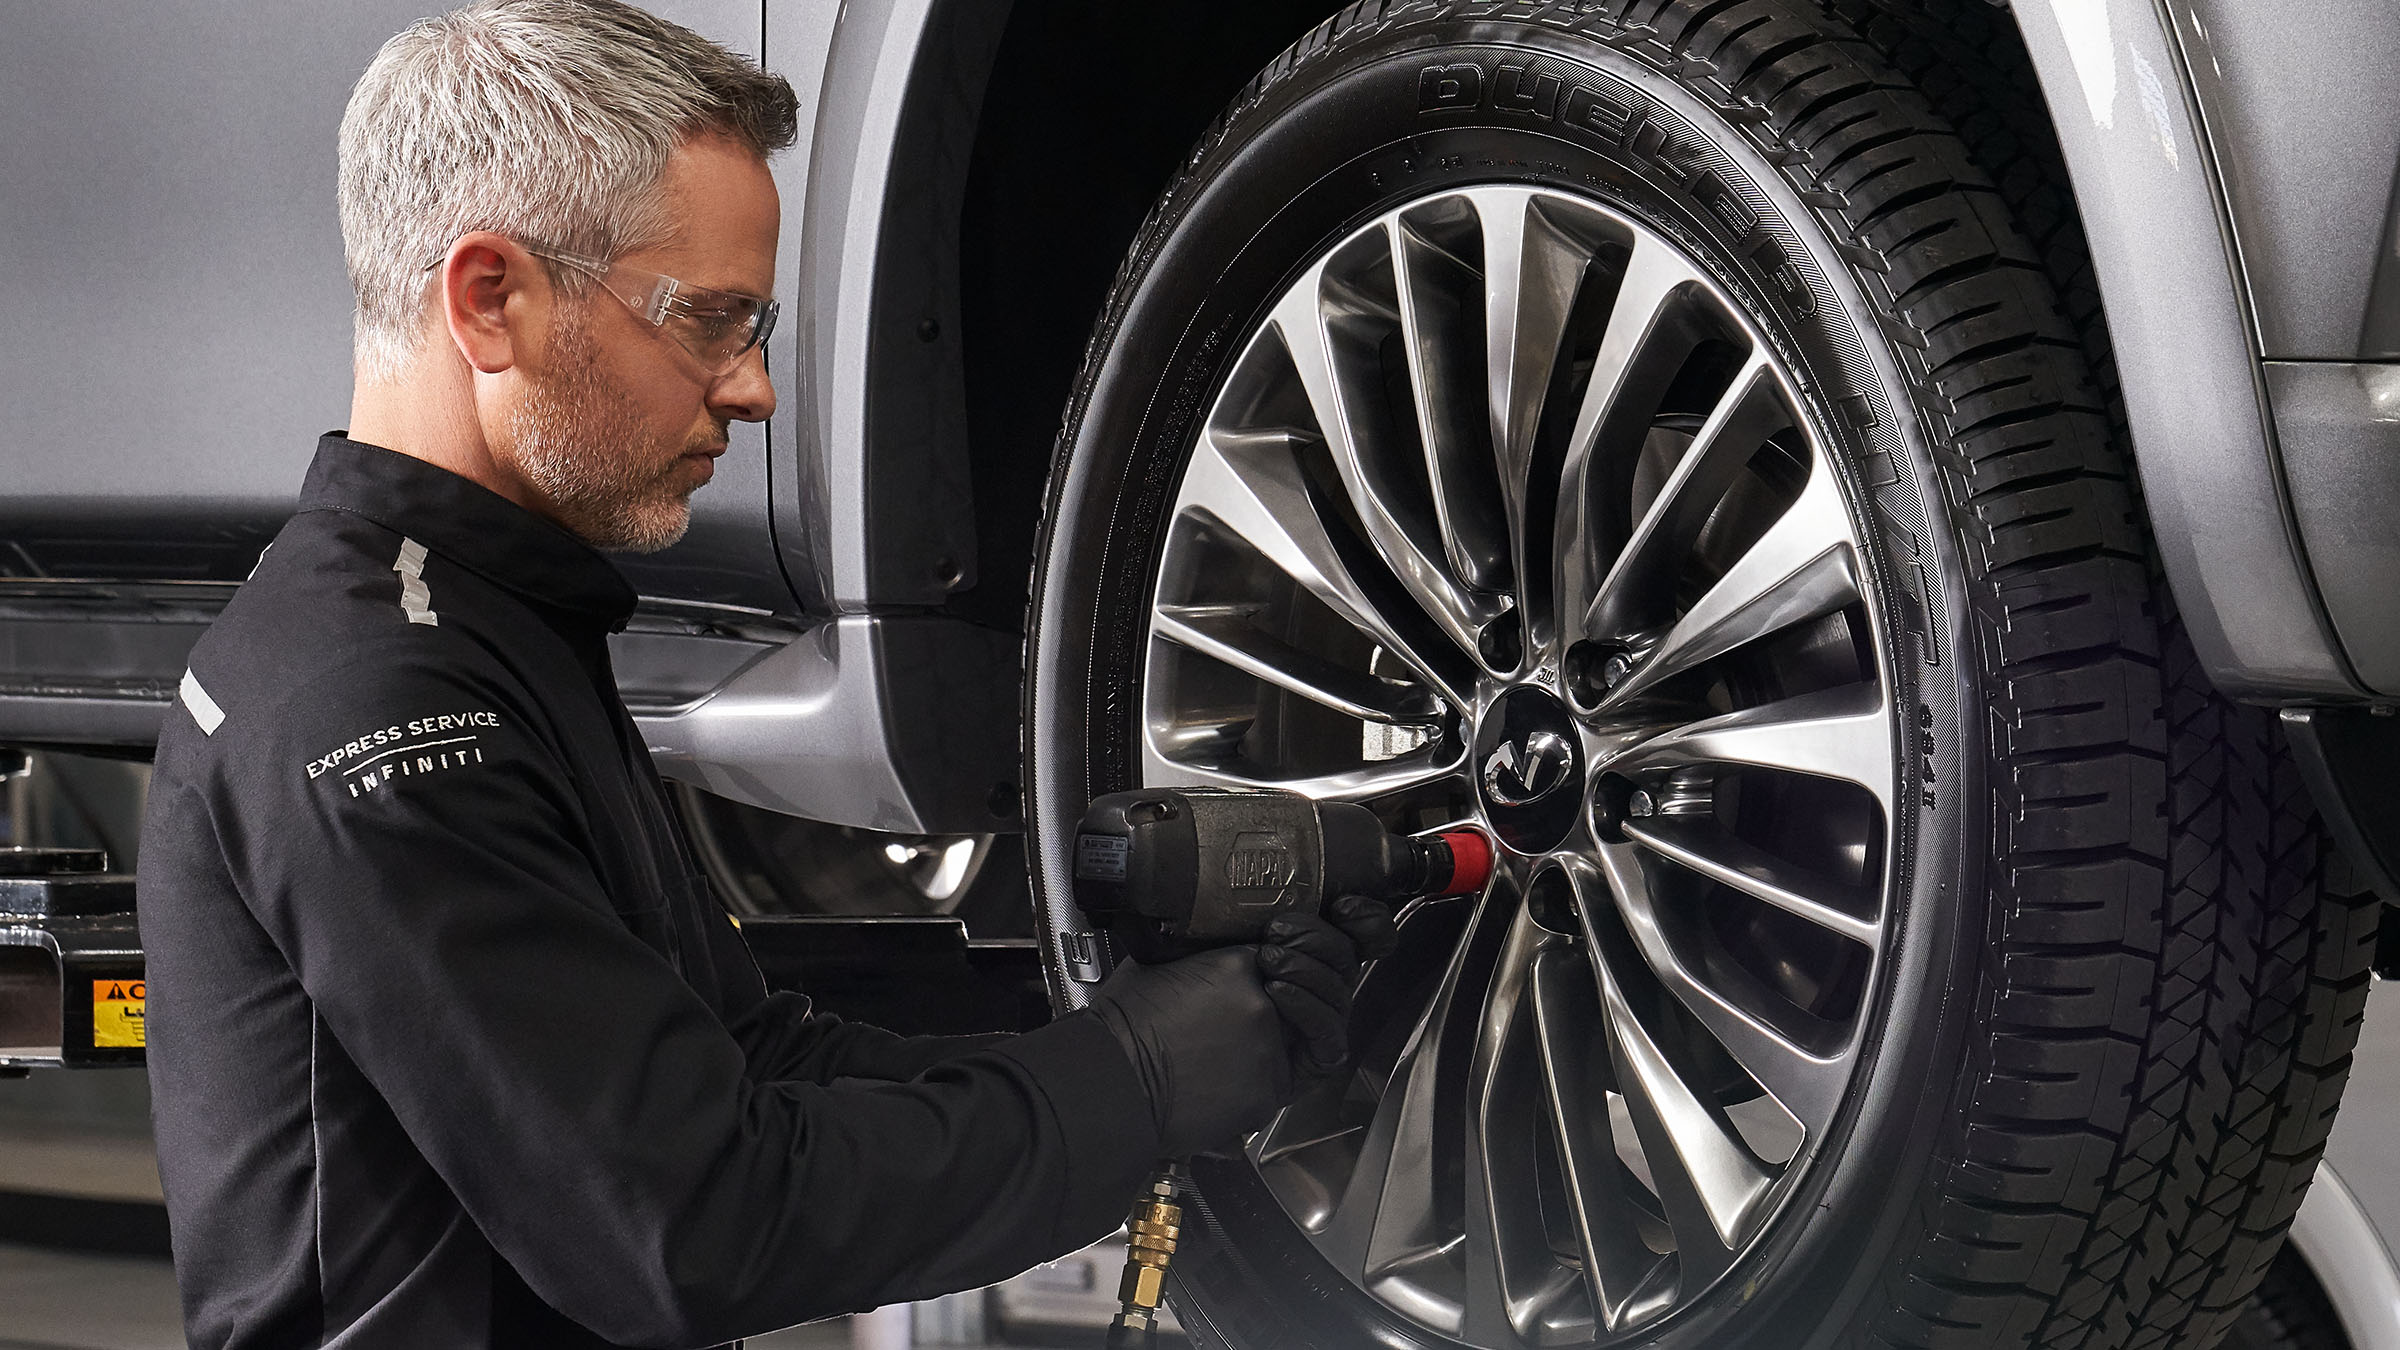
519, 242, 777, 376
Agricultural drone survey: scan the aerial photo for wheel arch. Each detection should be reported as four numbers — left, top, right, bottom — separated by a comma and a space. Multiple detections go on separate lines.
2003, 0, 2364, 702
736, 0, 1338, 831
1839, 0, 2400, 898
778, 0, 1343, 626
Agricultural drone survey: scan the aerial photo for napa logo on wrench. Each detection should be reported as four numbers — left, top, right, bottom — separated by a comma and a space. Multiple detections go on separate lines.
1481, 730, 1576, 808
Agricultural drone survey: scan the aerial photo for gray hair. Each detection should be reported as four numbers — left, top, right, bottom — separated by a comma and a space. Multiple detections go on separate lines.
339, 0, 798, 383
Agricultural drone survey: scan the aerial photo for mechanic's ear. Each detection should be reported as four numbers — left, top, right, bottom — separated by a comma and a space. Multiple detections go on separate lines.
434, 232, 535, 376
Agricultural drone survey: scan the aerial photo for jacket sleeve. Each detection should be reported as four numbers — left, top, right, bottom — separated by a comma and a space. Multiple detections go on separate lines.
724, 991, 1015, 1085
209, 643, 1156, 1344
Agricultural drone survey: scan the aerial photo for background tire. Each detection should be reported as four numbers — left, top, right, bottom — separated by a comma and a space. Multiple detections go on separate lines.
1022, 2, 2379, 1346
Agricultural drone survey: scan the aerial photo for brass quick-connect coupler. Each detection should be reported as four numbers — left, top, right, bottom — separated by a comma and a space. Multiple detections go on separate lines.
1112, 1169, 1183, 1335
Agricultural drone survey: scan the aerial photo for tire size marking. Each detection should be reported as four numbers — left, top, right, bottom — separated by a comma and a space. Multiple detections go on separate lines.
1416, 57, 1817, 324
1917, 702, 1938, 811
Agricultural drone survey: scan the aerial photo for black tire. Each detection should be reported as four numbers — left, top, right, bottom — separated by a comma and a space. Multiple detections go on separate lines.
1020, 3, 2379, 1347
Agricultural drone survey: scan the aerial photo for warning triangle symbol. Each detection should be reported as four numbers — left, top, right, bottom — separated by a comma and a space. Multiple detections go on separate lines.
104, 983, 124, 999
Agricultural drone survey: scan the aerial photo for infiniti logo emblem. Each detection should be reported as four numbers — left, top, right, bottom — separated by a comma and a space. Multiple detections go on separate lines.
1482, 729, 1576, 808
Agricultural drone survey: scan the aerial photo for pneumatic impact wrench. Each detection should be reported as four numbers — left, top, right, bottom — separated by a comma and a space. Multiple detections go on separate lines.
1070, 787, 1493, 1346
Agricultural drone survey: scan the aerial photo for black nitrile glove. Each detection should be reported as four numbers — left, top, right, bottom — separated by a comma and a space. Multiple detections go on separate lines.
1260, 895, 1397, 1078
1087, 945, 1294, 1156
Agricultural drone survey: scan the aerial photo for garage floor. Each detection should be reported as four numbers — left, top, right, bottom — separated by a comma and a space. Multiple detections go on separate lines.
0, 1223, 1112, 1350
0, 1240, 857, 1348
0, 1239, 857, 1349
0, 1232, 1069, 1350
0, 1242, 183, 1350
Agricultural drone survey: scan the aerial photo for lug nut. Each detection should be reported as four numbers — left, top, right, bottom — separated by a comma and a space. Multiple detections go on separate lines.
1563, 640, 1625, 705
1590, 773, 1638, 843
1525, 867, 1579, 936
1627, 790, 1655, 818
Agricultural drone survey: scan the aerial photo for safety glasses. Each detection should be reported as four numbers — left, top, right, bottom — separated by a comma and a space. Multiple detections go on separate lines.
423, 241, 778, 376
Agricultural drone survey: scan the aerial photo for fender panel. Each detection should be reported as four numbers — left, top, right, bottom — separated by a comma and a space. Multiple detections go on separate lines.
769, 0, 1008, 616
2009, 0, 2360, 701
638, 614, 1020, 834
2171, 1, 2400, 362
2267, 363, 2400, 695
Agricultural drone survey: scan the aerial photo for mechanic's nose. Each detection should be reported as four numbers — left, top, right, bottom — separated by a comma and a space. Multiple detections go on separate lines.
709, 346, 775, 423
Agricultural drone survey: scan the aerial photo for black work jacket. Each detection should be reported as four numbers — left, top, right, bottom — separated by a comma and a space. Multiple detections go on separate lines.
139, 435, 1154, 1349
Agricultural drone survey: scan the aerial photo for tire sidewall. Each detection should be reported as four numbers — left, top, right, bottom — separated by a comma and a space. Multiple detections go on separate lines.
1025, 13, 1988, 1347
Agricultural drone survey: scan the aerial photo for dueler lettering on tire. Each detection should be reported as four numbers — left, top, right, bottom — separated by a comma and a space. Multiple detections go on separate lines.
1022, 3, 2375, 1348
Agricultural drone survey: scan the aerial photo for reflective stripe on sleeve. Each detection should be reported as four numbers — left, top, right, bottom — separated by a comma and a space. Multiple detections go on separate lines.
179, 669, 226, 735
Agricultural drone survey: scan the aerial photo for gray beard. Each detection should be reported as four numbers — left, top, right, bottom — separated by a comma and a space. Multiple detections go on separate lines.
505, 307, 696, 554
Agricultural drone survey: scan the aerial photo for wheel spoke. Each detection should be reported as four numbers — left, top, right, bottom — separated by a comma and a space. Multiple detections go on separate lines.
1153, 604, 1445, 724
1561, 235, 1705, 477
1314, 1060, 1437, 1287
1586, 922, 1774, 1265
1272, 276, 1497, 659
1316, 882, 1515, 1330
1581, 353, 1786, 643
1250, 1074, 1372, 1237
1531, 947, 1674, 1333
1595, 466, 1861, 708
1459, 910, 1582, 1345
1474, 191, 1594, 579
1139, 730, 1468, 804
1256, 1084, 1364, 1169
1606, 682, 1895, 810
1591, 843, 1850, 1139
1622, 814, 1880, 947
1254, 892, 1480, 1222
1351, 895, 1480, 1091
1390, 212, 1510, 593
1549, 235, 1709, 643
1313, 979, 1447, 1290
1177, 424, 1472, 710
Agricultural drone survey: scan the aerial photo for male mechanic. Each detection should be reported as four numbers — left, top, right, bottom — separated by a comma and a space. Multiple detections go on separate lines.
137, 3, 1389, 1347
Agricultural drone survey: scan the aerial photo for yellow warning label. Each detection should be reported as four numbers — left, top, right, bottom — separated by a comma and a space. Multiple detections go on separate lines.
93, 980, 145, 1049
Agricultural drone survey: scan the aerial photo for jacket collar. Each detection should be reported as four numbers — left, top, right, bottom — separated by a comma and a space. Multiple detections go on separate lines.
298, 433, 639, 632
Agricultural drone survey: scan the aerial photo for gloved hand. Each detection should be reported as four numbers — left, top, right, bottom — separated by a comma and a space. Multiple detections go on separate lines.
1087, 945, 1289, 1156
1259, 895, 1396, 1080
1088, 895, 1399, 1155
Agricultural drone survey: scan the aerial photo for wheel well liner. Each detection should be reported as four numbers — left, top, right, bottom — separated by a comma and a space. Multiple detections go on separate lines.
948, 0, 1341, 634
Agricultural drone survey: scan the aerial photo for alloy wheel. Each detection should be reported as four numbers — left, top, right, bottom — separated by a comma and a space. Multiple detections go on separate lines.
1140, 185, 1898, 1345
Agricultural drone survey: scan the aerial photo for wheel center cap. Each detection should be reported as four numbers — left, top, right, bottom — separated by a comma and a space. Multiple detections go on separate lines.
1474, 686, 1583, 853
